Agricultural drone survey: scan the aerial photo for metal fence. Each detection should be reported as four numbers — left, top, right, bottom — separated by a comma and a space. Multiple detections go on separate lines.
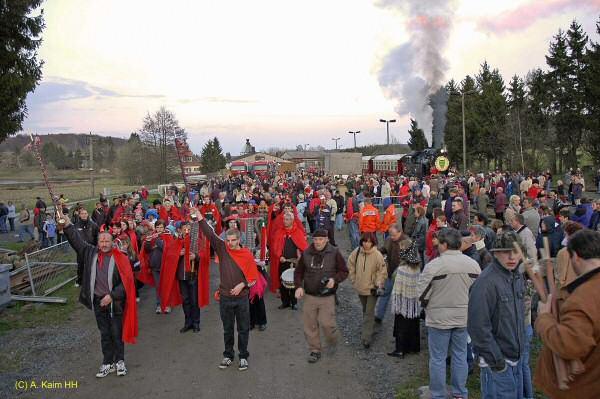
11, 241, 77, 303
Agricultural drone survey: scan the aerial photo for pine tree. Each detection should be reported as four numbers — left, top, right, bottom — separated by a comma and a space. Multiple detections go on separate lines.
476, 61, 507, 169
407, 119, 428, 151
200, 137, 227, 173
584, 18, 600, 165
0, 0, 45, 142
507, 75, 526, 171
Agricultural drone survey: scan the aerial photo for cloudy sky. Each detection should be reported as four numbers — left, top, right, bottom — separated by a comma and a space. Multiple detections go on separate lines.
22, 0, 600, 154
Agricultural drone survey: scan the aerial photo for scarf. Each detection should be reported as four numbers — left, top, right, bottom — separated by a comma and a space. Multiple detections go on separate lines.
391, 265, 421, 319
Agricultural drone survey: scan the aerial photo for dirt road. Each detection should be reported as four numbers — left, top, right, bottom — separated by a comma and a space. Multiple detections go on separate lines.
2, 230, 426, 399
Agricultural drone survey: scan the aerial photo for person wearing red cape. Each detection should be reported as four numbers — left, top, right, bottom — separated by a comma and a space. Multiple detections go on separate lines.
61, 212, 138, 378
196, 210, 258, 372
270, 211, 308, 310
158, 199, 183, 225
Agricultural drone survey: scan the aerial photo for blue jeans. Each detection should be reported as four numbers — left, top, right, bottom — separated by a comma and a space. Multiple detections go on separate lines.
428, 327, 468, 399
152, 270, 161, 306
374, 277, 394, 320
335, 213, 344, 231
18, 224, 34, 242
348, 219, 360, 250
47, 236, 57, 246
0, 215, 7, 232
521, 325, 534, 399
481, 361, 523, 399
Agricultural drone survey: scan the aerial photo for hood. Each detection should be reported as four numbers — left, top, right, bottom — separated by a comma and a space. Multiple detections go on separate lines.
541, 216, 557, 234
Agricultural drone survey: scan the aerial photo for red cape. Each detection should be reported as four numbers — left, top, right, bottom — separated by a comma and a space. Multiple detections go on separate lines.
158, 234, 183, 311
137, 238, 155, 286
226, 246, 258, 286
112, 248, 139, 344
158, 206, 183, 223
269, 223, 308, 292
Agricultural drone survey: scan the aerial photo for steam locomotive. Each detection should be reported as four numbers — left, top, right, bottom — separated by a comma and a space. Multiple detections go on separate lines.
362, 148, 446, 178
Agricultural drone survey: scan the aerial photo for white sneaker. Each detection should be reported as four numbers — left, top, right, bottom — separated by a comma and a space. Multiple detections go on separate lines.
218, 357, 233, 369
95, 363, 115, 378
165, 307, 171, 314
155, 305, 161, 314
238, 358, 248, 371
116, 360, 127, 376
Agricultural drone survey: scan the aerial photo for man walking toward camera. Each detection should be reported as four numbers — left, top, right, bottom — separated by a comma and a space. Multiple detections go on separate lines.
294, 229, 348, 363
418, 228, 480, 399
468, 231, 526, 399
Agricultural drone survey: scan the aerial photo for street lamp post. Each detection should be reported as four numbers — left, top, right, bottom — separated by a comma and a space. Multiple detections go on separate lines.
331, 137, 341, 150
379, 119, 396, 145
348, 131, 361, 149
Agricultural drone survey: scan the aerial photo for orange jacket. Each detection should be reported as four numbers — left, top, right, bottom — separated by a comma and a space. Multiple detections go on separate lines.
379, 204, 397, 233
358, 204, 381, 233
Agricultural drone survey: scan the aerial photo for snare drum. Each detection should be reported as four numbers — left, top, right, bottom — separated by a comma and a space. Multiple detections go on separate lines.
281, 268, 295, 289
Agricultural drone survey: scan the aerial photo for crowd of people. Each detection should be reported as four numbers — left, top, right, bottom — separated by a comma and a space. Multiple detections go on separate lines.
22, 167, 600, 399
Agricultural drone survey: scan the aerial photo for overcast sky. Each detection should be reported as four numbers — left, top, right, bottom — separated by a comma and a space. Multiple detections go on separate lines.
22, 0, 600, 154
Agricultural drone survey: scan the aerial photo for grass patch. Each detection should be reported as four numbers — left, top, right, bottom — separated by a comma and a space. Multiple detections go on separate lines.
0, 283, 79, 335
0, 242, 27, 252
396, 336, 546, 399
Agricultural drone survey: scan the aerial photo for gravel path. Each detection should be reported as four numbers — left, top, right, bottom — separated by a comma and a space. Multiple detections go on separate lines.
1, 227, 426, 399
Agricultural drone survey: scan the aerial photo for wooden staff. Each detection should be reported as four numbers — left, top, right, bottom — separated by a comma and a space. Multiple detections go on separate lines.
27, 134, 65, 225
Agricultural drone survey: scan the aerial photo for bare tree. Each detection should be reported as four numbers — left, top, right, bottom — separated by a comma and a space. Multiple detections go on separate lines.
138, 107, 187, 183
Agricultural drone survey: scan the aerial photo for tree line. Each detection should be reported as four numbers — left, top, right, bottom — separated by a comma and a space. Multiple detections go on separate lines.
438, 18, 600, 174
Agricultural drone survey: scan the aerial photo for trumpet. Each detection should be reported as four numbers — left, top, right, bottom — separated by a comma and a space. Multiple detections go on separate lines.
144, 231, 169, 241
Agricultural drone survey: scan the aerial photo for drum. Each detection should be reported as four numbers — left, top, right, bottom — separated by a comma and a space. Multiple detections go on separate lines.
281, 268, 295, 289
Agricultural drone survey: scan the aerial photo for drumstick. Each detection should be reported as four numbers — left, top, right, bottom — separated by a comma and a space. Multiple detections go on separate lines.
513, 242, 548, 303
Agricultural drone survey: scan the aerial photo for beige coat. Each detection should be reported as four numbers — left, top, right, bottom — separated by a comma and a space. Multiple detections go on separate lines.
417, 250, 481, 329
347, 247, 387, 296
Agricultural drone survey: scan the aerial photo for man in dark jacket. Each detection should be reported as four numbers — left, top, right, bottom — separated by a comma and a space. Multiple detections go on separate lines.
294, 229, 348, 363
61, 212, 137, 378
468, 231, 526, 398
74, 209, 99, 287
450, 197, 468, 231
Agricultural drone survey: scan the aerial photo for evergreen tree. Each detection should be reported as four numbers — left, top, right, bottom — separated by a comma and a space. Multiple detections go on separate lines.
0, 0, 45, 142
476, 61, 507, 169
407, 119, 428, 151
200, 137, 227, 173
525, 69, 554, 171
507, 75, 526, 171
584, 18, 600, 165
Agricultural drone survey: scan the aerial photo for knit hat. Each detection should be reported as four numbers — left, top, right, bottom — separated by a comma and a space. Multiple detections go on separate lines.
490, 230, 524, 253
312, 229, 328, 238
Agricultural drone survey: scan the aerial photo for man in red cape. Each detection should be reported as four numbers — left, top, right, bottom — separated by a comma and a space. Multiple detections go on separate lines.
270, 211, 308, 310
61, 212, 138, 378
158, 232, 184, 312
158, 199, 183, 224
196, 210, 258, 371
198, 195, 222, 307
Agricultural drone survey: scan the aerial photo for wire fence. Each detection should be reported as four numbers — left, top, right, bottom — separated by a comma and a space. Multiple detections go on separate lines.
11, 241, 77, 302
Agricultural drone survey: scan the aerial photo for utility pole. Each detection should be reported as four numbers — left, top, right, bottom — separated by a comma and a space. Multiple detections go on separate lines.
89, 132, 94, 197
379, 119, 396, 145
331, 137, 341, 150
348, 131, 361, 149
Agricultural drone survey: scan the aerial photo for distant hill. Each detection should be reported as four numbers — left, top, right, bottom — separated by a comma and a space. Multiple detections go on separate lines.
341, 143, 411, 156
0, 133, 128, 153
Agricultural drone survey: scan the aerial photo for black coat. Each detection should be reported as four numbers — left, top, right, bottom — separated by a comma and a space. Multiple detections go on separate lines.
75, 218, 99, 246
64, 225, 127, 313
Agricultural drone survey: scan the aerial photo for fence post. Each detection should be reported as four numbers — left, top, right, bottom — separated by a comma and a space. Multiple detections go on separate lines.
24, 252, 37, 296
